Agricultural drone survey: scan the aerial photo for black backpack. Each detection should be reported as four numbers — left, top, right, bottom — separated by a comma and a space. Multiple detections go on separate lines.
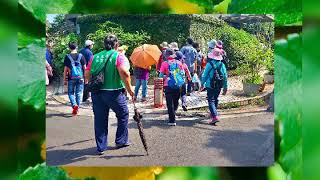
209, 61, 224, 89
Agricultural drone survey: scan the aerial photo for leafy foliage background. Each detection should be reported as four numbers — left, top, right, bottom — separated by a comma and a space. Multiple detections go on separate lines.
56, 14, 271, 71
12, 0, 302, 179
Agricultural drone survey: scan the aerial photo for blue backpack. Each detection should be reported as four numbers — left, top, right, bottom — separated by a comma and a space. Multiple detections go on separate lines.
167, 60, 185, 89
67, 54, 83, 80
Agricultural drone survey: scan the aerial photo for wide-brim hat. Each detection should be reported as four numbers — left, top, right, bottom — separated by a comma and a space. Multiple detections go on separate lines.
160, 41, 168, 48
216, 43, 223, 49
208, 48, 223, 60
207, 39, 217, 49
169, 42, 179, 51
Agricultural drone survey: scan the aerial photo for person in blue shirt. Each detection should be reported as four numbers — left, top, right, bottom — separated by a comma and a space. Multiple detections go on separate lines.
201, 47, 228, 126
80, 40, 94, 102
180, 37, 197, 95
80, 40, 94, 65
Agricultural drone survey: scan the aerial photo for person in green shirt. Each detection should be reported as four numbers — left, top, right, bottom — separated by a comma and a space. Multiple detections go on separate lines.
85, 34, 134, 155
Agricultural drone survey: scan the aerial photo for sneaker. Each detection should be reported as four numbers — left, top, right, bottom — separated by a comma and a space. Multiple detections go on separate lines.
72, 105, 79, 116
116, 142, 131, 149
209, 117, 219, 126
209, 120, 219, 125
97, 151, 104, 155
141, 98, 147, 102
182, 105, 188, 111
168, 122, 176, 126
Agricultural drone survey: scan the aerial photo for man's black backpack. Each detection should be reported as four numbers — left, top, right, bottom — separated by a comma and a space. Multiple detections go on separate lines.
209, 61, 224, 89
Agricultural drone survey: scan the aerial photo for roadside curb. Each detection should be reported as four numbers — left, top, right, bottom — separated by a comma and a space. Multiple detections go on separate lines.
51, 91, 272, 115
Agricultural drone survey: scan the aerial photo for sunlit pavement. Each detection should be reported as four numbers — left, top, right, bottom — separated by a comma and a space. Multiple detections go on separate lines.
46, 105, 274, 166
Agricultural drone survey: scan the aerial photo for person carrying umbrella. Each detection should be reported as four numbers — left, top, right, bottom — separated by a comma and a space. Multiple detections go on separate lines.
130, 44, 161, 102
85, 34, 134, 155
133, 65, 151, 102
159, 48, 185, 126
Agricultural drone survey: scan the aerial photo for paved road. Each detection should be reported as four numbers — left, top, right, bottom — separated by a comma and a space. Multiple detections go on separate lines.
46, 107, 274, 166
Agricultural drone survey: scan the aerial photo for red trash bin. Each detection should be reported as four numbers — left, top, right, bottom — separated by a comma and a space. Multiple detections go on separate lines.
154, 78, 164, 108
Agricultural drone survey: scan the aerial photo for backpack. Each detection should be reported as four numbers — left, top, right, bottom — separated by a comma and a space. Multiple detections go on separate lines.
167, 60, 185, 89
209, 61, 224, 89
67, 54, 83, 80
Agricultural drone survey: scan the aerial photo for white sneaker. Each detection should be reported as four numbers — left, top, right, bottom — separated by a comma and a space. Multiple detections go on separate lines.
97, 151, 104, 155
168, 122, 176, 126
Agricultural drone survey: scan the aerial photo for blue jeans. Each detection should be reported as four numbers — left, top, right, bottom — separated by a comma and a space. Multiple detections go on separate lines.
165, 87, 181, 123
180, 83, 187, 107
68, 79, 84, 107
91, 89, 129, 152
206, 87, 222, 118
134, 79, 148, 98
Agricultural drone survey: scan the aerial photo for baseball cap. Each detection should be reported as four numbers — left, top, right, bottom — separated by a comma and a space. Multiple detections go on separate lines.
85, 40, 94, 46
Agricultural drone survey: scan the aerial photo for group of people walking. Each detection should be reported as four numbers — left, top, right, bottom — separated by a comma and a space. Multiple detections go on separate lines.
47, 34, 228, 155
155, 37, 228, 126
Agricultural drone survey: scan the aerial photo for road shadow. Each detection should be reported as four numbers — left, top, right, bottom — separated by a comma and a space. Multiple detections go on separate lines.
46, 147, 96, 166
121, 117, 214, 131
47, 139, 93, 150
205, 123, 274, 166
46, 146, 143, 166
46, 112, 73, 118
102, 154, 145, 160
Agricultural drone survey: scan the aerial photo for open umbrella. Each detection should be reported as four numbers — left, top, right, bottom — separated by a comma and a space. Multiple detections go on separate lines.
132, 102, 149, 155
130, 44, 161, 69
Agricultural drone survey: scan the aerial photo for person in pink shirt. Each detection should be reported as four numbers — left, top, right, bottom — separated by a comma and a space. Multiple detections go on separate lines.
159, 48, 185, 126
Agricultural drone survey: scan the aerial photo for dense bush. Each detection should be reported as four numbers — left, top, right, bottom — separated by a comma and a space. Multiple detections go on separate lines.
77, 14, 191, 49
49, 15, 274, 79
190, 19, 269, 70
77, 15, 271, 71
265, 50, 274, 75
86, 21, 151, 57
239, 22, 274, 48
236, 45, 273, 84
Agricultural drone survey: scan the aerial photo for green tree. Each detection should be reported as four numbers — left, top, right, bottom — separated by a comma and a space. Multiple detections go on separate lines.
87, 21, 150, 56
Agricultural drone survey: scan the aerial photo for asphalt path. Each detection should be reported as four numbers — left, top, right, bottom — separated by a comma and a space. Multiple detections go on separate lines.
46, 108, 274, 166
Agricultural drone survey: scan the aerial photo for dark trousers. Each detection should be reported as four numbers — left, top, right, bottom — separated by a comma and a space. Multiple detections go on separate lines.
187, 72, 194, 93
180, 83, 187, 107
82, 84, 90, 102
91, 89, 129, 152
206, 87, 222, 118
165, 87, 181, 123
